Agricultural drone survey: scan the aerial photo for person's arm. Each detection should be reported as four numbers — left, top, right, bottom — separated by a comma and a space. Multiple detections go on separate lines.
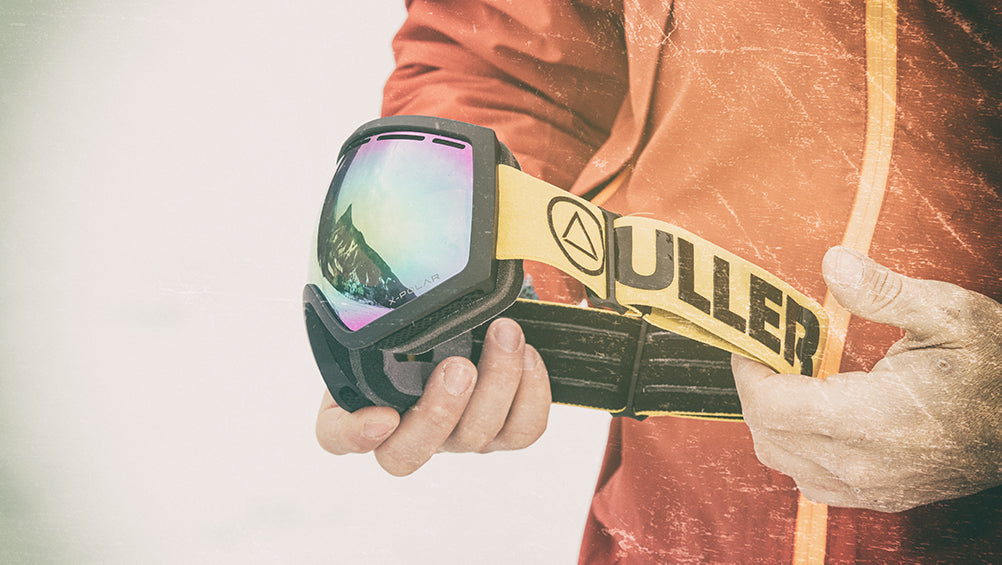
383, 0, 627, 188
733, 246, 1002, 512
317, 0, 629, 475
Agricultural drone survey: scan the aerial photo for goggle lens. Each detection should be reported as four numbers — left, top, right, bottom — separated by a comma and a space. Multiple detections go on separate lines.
316, 132, 474, 331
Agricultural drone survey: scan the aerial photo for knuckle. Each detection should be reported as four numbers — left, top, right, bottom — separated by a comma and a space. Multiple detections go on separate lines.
739, 400, 765, 429
478, 355, 522, 384
740, 411, 760, 430
932, 284, 975, 322
835, 463, 881, 490
965, 290, 1002, 336
922, 283, 998, 341
411, 400, 463, 430
751, 438, 782, 472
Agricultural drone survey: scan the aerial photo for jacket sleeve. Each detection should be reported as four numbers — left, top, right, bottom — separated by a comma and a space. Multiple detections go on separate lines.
382, 0, 628, 189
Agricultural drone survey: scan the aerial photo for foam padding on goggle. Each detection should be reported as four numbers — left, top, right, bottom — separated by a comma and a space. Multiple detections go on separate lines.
373, 259, 524, 355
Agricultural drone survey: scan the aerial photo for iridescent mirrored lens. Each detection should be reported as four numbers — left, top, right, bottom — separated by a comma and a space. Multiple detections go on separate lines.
316, 133, 474, 331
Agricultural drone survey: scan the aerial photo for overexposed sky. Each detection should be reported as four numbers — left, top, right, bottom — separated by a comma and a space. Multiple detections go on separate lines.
0, 2, 610, 563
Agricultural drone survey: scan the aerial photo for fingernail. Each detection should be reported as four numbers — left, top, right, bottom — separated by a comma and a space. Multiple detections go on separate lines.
835, 247, 866, 288
362, 421, 394, 440
443, 361, 474, 396
492, 320, 523, 353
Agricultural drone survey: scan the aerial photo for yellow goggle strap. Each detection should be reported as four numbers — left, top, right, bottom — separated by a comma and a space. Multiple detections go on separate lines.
494, 164, 829, 380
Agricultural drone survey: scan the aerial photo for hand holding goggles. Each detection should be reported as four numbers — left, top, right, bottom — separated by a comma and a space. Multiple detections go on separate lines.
304, 116, 828, 419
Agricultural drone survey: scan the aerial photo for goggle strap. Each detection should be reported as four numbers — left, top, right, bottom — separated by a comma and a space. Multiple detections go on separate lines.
311, 289, 744, 418
494, 165, 829, 378
357, 298, 744, 419
496, 299, 742, 419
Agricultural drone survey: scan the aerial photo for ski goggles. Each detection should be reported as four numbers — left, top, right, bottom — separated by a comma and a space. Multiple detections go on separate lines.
304, 116, 828, 419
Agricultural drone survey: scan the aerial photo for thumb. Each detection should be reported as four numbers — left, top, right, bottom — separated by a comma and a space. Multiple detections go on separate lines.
822, 246, 962, 340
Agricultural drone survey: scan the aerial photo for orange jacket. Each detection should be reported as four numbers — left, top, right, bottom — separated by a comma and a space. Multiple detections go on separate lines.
383, 1, 1002, 562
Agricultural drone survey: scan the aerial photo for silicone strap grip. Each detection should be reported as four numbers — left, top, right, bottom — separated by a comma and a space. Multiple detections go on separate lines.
489, 299, 741, 420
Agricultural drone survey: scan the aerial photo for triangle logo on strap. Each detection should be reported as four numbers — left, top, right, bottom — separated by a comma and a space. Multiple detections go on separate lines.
560, 211, 599, 261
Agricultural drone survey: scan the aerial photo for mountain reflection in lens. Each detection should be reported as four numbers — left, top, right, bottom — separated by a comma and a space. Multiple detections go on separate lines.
316, 134, 474, 331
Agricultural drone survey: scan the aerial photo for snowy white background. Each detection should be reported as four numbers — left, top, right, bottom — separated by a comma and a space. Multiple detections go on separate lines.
0, 2, 610, 563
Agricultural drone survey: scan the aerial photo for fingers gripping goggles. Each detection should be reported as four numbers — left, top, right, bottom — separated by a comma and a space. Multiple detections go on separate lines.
304, 116, 828, 420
